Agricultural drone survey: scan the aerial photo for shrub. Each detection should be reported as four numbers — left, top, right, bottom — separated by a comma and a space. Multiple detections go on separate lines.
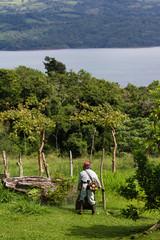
118, 176, 139, 200
118, 149, 160, 219
41, 179, 74, 205
121, 204, 139, 221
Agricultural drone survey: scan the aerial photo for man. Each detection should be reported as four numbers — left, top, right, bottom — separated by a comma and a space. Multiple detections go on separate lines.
78, 161, 101, 215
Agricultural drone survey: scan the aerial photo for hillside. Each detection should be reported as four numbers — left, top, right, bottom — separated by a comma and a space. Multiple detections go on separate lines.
1, 0, 160, 50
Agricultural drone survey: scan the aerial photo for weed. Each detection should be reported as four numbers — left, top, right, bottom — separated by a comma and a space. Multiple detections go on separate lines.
12, 200, 49, 215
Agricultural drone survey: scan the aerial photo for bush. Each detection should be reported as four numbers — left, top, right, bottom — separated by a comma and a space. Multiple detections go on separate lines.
118, 176, 139, 200
63, 133, 88, 157
41, 179, 74, 205
118, 149, 160, 219
121, 205, 139, 221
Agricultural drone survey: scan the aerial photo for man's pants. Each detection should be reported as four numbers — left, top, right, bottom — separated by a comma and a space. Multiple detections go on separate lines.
79, 187, 95, 205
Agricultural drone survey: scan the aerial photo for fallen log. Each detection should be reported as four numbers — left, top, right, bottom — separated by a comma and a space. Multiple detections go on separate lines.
2, 176, 66, 193
1, 176, 76, 205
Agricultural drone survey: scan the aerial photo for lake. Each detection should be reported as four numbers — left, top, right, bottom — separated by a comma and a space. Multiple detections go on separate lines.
0, 47, 160, 87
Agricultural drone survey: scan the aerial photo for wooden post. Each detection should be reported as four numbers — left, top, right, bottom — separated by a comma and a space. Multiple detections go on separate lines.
70, 150, 73, 177
90, 127, 96, 163
38, 130, 45, 175
2, 150, 10, 178
100, 148, 106, 210
42, 152, 50, 179
112, 128, 117, 173
17, 152, 23, 177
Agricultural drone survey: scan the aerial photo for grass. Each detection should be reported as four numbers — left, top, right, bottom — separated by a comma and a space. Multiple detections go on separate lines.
0, 153, 160, 239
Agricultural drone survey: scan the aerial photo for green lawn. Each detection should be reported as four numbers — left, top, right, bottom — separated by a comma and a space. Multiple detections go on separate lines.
0, 201, 159, 240
0, 154, 160, 239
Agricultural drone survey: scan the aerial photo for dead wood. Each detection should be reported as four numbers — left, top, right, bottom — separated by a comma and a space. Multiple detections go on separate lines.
100, 148, 106, 210
1, 176, 65, 194
70, 150, 73, 177
2, 150, 10, 178
42, 152, 50, 178
38, 130, 45, 175
17, 153, 23, 177
111, 128, 117, 173
149, 222, 160, 230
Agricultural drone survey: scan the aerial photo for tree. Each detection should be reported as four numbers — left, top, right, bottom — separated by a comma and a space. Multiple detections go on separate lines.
119, 149, 160, 224
43, 56, 66, 76
15, 66, 52, 104
147, 84, 160, 152
0, 102, 55, 175
71, 101, 128, 172
0, 69, 22, 110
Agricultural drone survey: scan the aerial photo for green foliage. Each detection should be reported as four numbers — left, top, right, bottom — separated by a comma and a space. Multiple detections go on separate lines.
16, 66, 51, 103
41, 180, 73, 205
0, 155, 160, 240
0, 59, 160, 157
2, 0, 160, 49
0, 187, 16, 203
135, 151, 160, 210
0, 185, 48, 215
64, 132, 88, 157
116, 117, 153, 154
12, 200, 48, 215
0, 69, 22, 109
118, 149, 160, 220
44, 56, 66, 76
118, 177, 139, 200
121, 204, 139, 221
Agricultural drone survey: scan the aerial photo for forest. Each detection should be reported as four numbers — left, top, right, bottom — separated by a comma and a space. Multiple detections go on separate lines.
0, 56, 160, 161
1, 0, 160, 50
1, 58, 160, 240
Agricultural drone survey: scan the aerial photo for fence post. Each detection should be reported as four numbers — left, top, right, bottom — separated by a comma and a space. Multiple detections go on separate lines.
70, 150, 73, 177
2, 150, 10, 178
42, 152, 50, 178
100, 148, 106, 210
17, 152, 23, 177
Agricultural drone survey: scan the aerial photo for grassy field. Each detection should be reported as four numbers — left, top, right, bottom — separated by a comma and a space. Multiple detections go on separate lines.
0, 153, 160, 240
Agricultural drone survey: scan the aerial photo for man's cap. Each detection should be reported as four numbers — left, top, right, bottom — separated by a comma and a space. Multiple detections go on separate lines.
83, 162, 91, 166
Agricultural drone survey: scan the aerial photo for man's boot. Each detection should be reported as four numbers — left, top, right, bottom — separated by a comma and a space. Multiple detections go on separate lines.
92, 204, 96, 215
79, 200, 83, 215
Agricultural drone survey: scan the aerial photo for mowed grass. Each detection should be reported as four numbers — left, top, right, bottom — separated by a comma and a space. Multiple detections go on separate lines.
0, 153, 160, 240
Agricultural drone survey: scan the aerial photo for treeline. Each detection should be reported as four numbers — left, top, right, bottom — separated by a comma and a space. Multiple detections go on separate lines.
0, 57, 160, 158
1, 0, 160, 50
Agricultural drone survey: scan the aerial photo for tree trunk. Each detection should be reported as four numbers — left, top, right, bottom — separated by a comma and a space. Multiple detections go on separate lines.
90, 127, 96, 163
100, 148, 106, 210
111, 128, 117, 173
2, 150, 10, 178
38, 130, 45, 175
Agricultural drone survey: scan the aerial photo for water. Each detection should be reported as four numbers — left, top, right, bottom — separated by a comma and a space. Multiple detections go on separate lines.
0, 47, 160, 87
